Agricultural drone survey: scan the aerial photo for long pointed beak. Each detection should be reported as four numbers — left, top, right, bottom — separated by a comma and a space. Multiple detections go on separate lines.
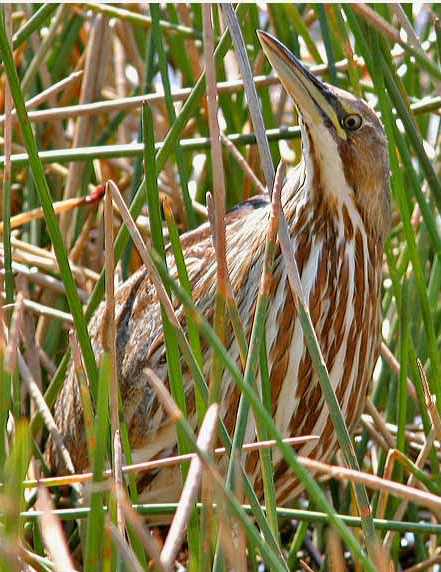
257, 30, 346, 140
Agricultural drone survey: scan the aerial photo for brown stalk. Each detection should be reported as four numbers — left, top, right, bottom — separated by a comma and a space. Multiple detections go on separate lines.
365, 398, 396, 450
417, 358, 441, 443
58, 49, 86, 107
36, 344, 57, 377
113, 430, 124, 536
411, 202, 422, 235
70, 332, 96, 463
143, 369, 283, 569
0, 184, 105, 233
4, 291, 23, 373
60, 13, 110, 244
104, 184, 123, 536
23, 435, 318, 489
0, 77, 268, 123
380, 341, 417, 401
116, 487, 167, 572
113, 20, 144, 83
217, 494, 247, 572
112, 24, 130, 148
2, 260, 88, 303
177, 4, 205, 101
258, 159, 284, 298
7, 70, 83, 121
376, 423, 427, 446
326, 528, 347, 572
206, 192, 247, 369
20, 4, 66, 94
203, 3, 227, 268
45, 162, 102, 197
9, 236, 100, 283
376, 449, 398, 520
230, 449, 247, 572
203, 4, 228, 403
0, 135, 25, 153
160, 404, 219, 570
0, 538, 24, 571
298, 455, 441, 514
220, 133, 266, 195
19, 288, 42, 390
107, 523, 145, 572
103, 183, 120, 432
36, 486, 77, 572
106, 180, 182, 332
69, 211, 95, 265
377, 442, 440, 523
360, 415, 390, 452
22, 4, 65, 150
9, 55, 378, 125
299, 560, 315, 572
383, 429, 438, 550
2, 298, 73, 325
162, 191, 208, 219
145, 368, 182, 424
17, 347, 75, 474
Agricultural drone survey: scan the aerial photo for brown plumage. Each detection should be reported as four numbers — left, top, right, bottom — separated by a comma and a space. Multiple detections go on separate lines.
49, 32, 391, 505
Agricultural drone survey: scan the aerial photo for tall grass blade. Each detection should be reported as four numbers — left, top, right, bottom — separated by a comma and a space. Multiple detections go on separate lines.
0, 23, 99, 399
84, 355, 111, 572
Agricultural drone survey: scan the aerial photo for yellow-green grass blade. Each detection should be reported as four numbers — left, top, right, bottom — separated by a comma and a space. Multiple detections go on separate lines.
150, 3, 197, 228
84, 354, 111, 572
0, 22, 99, 401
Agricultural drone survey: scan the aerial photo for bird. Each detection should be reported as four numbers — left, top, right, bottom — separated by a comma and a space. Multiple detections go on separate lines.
48, 31, 391, 506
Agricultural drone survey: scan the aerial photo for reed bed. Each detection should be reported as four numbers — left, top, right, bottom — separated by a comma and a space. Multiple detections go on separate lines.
1, 4, 441, 571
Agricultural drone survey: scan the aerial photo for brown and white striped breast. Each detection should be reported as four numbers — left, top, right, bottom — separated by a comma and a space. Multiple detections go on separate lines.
50, 164, 383, 507
248, 179, 383, 503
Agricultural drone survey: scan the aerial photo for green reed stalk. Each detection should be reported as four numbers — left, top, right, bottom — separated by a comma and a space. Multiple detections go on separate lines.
0, 21, 99, 399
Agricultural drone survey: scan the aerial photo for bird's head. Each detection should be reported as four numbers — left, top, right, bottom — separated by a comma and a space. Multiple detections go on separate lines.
258, 30, 391, 243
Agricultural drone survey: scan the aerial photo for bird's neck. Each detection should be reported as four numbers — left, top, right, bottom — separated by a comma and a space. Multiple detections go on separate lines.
282, 152, 389, 246
284, 123, 391, 244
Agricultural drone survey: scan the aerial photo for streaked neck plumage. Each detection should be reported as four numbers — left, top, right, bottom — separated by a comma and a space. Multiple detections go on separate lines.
282, 118, 391, 248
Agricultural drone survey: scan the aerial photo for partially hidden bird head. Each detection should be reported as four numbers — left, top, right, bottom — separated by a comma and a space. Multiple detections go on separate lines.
258, 30, 391, 243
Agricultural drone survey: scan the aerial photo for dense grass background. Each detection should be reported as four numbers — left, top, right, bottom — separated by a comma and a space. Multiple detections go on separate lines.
2, 3, 441, 571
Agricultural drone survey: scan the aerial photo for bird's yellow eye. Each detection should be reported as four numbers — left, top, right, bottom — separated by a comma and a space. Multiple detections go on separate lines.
342, 113, 362, 131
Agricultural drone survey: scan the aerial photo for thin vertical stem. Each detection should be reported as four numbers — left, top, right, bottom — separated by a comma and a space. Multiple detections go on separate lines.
104, 184, 123, 571
104, 184, 120, 436
150, 3, 197, 228
0, 2, 13, 481
212, 162, 287, 572
222, 4, 275, 191
203, 4, 227, 404
141, 104, 190, 461
2, 3, 14, 318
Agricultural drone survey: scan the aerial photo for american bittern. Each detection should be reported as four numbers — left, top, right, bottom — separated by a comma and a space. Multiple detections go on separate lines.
49, 32, 391, 504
